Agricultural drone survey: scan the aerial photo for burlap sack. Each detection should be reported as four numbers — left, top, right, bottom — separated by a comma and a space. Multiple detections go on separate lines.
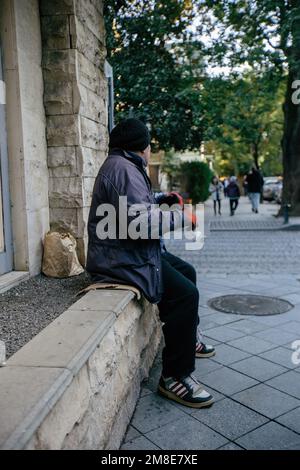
42, 231, 84, 278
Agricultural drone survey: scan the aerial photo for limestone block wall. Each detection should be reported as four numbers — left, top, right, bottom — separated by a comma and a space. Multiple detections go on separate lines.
40, 0, 108, 264
0, 290, 162, 450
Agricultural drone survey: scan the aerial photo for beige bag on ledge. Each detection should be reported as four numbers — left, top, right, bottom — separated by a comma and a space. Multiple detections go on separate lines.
42, 231, 84, 278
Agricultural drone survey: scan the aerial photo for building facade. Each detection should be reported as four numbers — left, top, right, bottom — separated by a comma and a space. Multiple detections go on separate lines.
0, 0, 108, 281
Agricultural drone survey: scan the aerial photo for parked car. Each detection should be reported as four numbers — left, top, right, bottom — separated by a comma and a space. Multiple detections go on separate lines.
274, 181, 283, 204
263, 177, 282, 202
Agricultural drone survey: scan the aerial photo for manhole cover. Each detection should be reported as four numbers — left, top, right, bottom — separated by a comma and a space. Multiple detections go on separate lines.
208, 295, 293, 316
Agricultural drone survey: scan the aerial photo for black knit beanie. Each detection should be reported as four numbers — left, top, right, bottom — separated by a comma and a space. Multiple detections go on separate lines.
109, 118, 151, 151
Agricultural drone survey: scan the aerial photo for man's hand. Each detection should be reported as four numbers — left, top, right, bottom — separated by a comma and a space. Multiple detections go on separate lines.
160, 191, 184, 207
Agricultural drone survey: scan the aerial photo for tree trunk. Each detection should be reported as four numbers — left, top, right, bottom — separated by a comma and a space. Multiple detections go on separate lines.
281, 10, 300, 215
251, 142, 260, 169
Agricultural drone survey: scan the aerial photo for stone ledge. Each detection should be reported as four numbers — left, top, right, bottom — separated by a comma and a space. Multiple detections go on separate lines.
0, 366, 73, 450
0, 289, 161, 449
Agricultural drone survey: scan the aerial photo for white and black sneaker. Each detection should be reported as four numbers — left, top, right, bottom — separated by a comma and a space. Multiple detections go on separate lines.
158, 374, 214, 409
196, 330, 216, 358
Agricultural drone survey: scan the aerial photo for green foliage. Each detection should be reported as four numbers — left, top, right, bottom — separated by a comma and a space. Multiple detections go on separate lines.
194, 0, 293, 71
179, 161, 213, 203
161, 150, 182, 190
104, 0, 293, 191
104, 0, 205, 151
194, 0, 300, 208
208, 72, 285, 175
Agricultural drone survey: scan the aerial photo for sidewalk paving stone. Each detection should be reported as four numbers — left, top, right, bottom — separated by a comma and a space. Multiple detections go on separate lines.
229, 356, 287, 382
200, 318, 221, 330
241, 283, 281, 294
130, 393, 187, 434
281, 321, 300, 335
259, 346, 300, 369
233, 383, 300, 419
121, 436, 160, 450
201, 312, 246, 326
145, 415, 228, 450
219, 443, 244, 450
194, 358, 223, 376
228, 335, 275, 355
201, 337, 221, 347
140, 386, 154, 398
226, 319, 269, 335
265, 371, 300, 399
258, 286, 300, 297
251, 313, 296, 327
210, 343, 251, 366
201, 367, 258, 395
280, 293, 300, 305
235, 421, 300, 450
123, 425, 142, 443
143, 368, 163, 393
281, 309, 300, 322
191, 398, 268, 441
203, 325, 247, 343
254, 328, 299, 346
275, 407, 300, 434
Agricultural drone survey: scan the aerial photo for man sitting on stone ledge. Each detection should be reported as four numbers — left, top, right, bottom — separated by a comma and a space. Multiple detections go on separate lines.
86, 118, 215, 409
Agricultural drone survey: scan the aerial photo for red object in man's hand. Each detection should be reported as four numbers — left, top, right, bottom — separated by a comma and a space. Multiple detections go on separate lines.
186, 211, 197, 230
168, 191, 184, 207
191, 213, 197, 230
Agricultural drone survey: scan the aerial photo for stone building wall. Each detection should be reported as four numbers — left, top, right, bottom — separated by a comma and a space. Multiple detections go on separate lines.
40, 0, 108, 264
0, 0, 50, 274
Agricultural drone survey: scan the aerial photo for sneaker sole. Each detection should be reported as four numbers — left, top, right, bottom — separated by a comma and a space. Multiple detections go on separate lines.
157, 385, 214, 409
195, 350, 216, 358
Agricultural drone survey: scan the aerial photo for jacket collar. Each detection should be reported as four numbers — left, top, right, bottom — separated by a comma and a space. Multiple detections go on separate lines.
109, 148, 147, 170
108, 148, 152, 190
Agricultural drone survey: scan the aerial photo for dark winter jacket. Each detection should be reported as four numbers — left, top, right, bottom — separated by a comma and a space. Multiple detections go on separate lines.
86, 149, 185, 304
246, 170, 264, 193
226, 182, 241, 199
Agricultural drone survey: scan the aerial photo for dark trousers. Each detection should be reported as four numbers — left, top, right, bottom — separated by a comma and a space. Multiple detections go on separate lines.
158, 251, 199, 378
230, 198, 239, 214
213, 199, 221, 214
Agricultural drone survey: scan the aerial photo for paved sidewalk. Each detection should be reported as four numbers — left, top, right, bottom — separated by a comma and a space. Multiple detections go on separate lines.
121, 197, 300, 450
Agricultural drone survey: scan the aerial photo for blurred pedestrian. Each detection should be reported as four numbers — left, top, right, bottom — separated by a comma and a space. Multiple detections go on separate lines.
226, 176, 240, 216
246, 167, 264, 213
223, 177, 229, 198
243, 175, 248, 196
209, 176, 223, 215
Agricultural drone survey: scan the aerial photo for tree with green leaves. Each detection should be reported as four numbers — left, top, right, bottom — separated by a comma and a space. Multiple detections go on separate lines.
195, 0, 300, 212
180, 161, 213, 202
207, 72, 285, 176
104, 0, 206, 151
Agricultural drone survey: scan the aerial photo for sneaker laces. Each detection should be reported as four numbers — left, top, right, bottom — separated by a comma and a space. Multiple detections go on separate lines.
184, 374, 204, 394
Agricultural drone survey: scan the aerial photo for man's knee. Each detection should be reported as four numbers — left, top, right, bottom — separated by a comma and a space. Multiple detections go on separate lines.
184, 282, 199, 306
172, 279, 199, 306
